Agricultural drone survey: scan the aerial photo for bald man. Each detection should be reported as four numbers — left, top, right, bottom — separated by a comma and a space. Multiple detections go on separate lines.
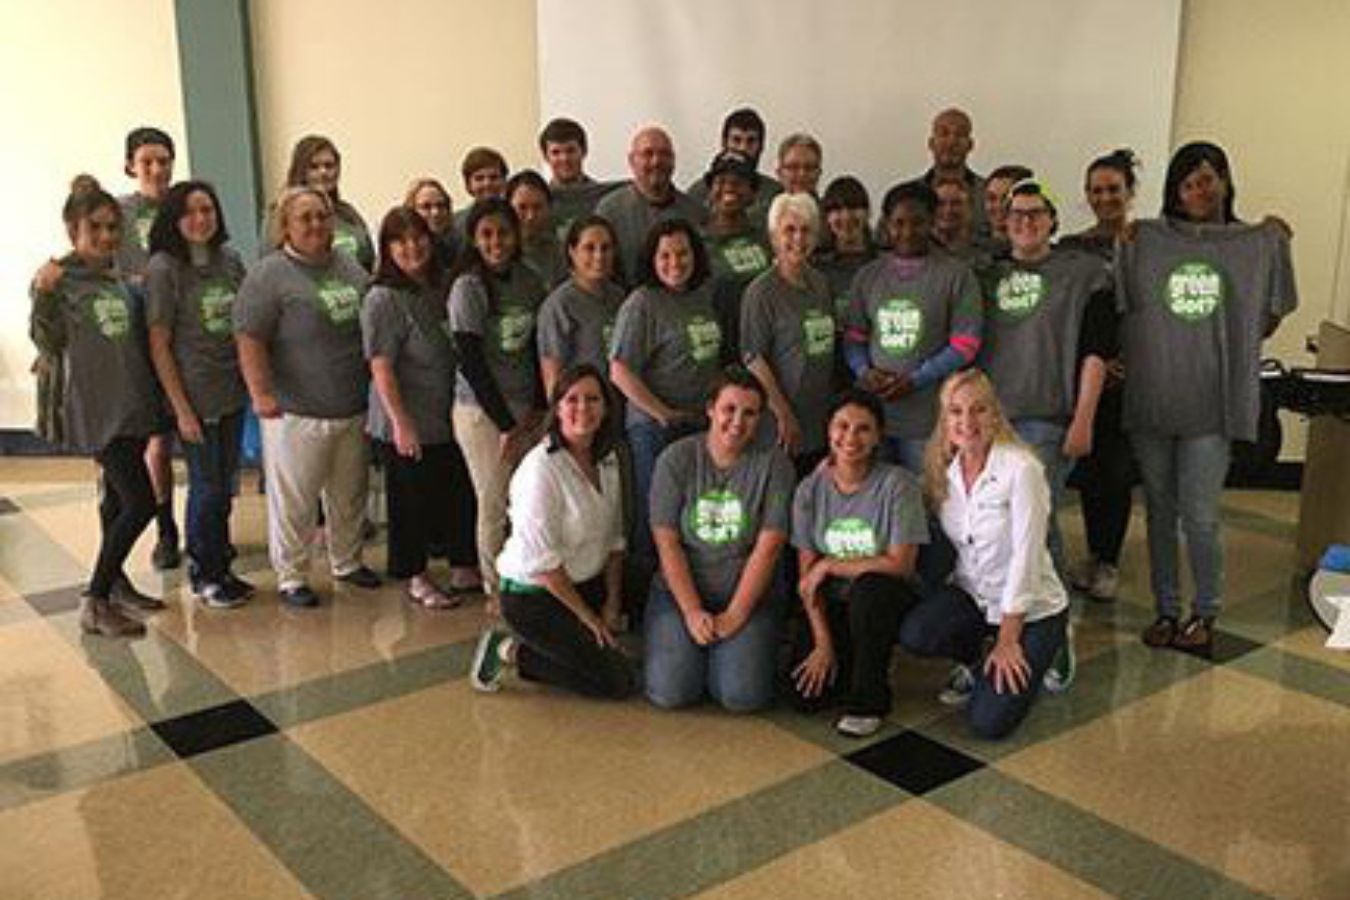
596, 126, 705, 285
916, 108, 987, 231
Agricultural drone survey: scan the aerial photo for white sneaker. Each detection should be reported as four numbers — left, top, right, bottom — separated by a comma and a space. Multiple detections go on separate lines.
1088, 563, 1119, 601
1043, 623, 1077, 693
938, 664, 975, 706
1069, 558, 1099, 592
835, 714, 882, 738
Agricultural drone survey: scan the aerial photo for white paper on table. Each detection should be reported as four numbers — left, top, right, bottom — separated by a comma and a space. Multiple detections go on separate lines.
1327, 595, 1350, 650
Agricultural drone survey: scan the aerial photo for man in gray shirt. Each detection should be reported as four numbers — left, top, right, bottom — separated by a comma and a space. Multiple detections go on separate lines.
596, 126, 705, 284
538, 117, 617, 240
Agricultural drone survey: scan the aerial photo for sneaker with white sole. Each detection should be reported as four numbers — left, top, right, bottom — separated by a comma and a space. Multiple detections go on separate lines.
198, 579, 250, 610
938, 664, 975, 706
1043, 623, 1077, 693
1087, 563, 1119, 602
470, 628, 512, 693
835, 714, 882, 738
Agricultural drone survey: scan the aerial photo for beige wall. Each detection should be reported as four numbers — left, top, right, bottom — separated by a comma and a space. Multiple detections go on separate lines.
1173, 0, 1350, 457
250, 0, 541, 237
0, 0, 188, 429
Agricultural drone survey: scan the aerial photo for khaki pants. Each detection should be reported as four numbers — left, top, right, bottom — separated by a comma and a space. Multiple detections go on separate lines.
452, 404, 517, 597
261, 413, 368, 590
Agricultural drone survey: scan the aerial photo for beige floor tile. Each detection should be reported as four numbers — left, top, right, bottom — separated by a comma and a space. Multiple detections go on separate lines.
0, 763, 311, 900
691, 801, 1113, 900
1224, 489, 1302, 522
1274, 625, 1350, 671
0, 458, 97, 492
0, 620, 143, 765
999, 667, 1350, 900
291, 681, 834, 897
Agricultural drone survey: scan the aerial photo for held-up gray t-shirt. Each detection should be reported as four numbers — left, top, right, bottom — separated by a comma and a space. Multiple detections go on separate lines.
978, 249, 1110, 421
1116, 218, 1297, 442
740, 266, 837, 454
362, 284, 456, 445
39, 263, 161, 451
144, 248, 248, 420
536, 277, 627, 375
233, 249, 370, 419
116, 193, 158, 280
650, 435, 795, 600
846, 254, 983, 439
610, 283, 724, 427
449, 266, 546, 411
595, 183, 706, 285
791, 462, 929, 560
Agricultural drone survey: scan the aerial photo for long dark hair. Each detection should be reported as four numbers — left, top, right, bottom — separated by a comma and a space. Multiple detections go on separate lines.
285, 135, 342, 200
544, 364, 618, 460
564, 214, 622, 284
374, 206, 444, 291
636, 217, 710, 291
449, 197, 522, 313
148, 180, 230, 261
1162, 141, 1236, 223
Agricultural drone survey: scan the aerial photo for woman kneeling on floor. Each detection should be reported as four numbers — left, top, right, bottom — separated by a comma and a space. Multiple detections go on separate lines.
471, 364, 634, 698
788, 389, 929, 737
900, 370, 1069, 740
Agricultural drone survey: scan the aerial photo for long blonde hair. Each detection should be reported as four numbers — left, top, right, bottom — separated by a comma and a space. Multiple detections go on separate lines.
922, 369, 1023, 508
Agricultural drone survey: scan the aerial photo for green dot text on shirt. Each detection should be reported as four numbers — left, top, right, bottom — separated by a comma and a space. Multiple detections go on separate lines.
1165, 261, 1225, 322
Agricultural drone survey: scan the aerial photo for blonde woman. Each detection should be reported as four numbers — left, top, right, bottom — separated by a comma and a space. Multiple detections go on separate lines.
898, 370, 1068, 739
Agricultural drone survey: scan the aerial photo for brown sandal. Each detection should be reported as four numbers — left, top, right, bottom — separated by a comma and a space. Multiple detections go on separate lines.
407, 580, 462, 610
1172, 615, 1215, 653
1142, 615, 1179, 648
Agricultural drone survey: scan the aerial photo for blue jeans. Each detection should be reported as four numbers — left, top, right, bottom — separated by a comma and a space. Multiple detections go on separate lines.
626, 417, 701, 565
1012, 418, 1068, 574
1131, 433, 1229, 618
182, 410, 244, 583
644, 583, 781, 713
899, 584, 1066, 740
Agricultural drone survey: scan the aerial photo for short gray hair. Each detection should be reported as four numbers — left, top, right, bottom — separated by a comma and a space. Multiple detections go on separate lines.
767, 191, 820, 249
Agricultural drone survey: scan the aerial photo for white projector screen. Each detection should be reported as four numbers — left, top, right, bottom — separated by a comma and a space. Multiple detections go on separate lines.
538, 0, 1182, 233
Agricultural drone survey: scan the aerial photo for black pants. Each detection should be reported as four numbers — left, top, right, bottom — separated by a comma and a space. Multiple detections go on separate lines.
376, 440, 477, 578
92, 436, 157, 597
788, 572, 922, 716
1072, 389, 1135, 565
500, 575, 635, 699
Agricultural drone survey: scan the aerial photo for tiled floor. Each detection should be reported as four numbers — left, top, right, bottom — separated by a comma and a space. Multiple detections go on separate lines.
1, 458, 1345, 900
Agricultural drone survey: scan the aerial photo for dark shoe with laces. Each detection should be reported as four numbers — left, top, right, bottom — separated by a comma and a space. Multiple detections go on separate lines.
1142, 615, 1179, 648
335, 566, 382, 589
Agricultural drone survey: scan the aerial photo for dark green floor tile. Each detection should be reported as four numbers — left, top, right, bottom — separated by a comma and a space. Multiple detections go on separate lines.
0, 727, 175, 812
1229, 645, 1350, 711
493, 760, 905, 900
1218, 581, 1318, 645
930, 768, 1279, 900
190, 733, 474, 900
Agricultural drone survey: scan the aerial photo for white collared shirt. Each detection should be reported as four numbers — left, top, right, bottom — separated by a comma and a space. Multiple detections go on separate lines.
497, 440, 625, 586
938, 442, 1068, 624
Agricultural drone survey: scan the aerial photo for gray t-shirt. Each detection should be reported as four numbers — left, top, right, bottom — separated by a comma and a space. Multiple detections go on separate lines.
551, 177, 619, 240
449, 265, 547, 411
523, 230, 567, 289
116, 193, 157, 281
740, 266, 837, 454
331, 200, 374, 272
37, 262, 162, 451
610, 283, 724, 427
978, 248, 1110, 421
1116, 218, 1297, 442
144, 248, 248, 420
791, 461, 929, 560
233, 249, 370, 419
362, 283, 457, 445
595, 183, 706, 285
816, 248, 878, 327
650, 435, 795, 600
704, 226, 773, 358
846, 254, 983, 438
536, 276, 626, 375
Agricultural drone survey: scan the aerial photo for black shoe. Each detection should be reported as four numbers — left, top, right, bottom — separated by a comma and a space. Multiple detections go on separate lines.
223, 572, 256, 598
335, 566, 381, 589
280, 585, 320, 608
152, 534, 182, 571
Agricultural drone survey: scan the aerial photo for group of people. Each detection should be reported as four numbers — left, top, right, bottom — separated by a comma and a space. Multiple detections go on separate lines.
29, 105, 1296, 741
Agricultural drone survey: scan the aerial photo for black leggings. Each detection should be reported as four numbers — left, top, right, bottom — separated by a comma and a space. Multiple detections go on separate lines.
376, 440, 477, 578
91, 437, 157, 597
500, 575, 635, 699
1073, 389, 1136, 565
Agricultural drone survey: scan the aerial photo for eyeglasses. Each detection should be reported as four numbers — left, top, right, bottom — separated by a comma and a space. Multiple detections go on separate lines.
1006, 208, 1051, 222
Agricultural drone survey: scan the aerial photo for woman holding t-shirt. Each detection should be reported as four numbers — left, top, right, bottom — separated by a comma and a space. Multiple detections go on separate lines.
789, 389, 928, 737
285, 135, 374, 271
741, 192, 836, 470
145, 180, 253, 609
645, 367, 795, 713
536, 215, 625, 398
449, 198, 548, 603
1120, 142, 1296, 653
30, 176, 165, 637
235, 186, 380, 608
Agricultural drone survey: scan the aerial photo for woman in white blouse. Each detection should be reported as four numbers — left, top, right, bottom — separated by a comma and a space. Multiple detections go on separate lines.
900, 369, 1069, 739
470, 363, 634, 698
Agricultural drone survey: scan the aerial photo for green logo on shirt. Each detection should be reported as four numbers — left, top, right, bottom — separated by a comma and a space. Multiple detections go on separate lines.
687, 315, 723, 363
803, 309, 835, 357
823, 517, 877, 559
721, 239, 770, 277
332, 223, 360, 260
1166, 261, 1224, 322
498, 305, 534, 353
996, 270, 1046, 318
134, 208, 155, 251
315, 278, 361, 326
876, 298, 923, 355
691, 490, 746, 545
602, 321, 616, 356
198, 281, 236, 336
90, 290, 131, 339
